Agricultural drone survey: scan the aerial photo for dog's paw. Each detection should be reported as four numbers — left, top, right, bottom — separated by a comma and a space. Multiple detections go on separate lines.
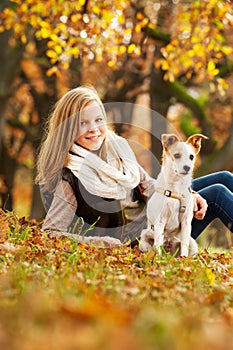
139, 229, 154, 252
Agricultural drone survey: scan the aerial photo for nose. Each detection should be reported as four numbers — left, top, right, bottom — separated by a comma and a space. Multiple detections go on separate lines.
88, 122, 98, 132
183, 165, 190, 173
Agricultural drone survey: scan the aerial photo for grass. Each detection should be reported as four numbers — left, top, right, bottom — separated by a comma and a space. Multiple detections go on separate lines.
1, 209, 233, 350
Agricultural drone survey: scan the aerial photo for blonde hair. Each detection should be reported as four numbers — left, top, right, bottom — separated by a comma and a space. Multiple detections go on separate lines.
36, 85, 107, 191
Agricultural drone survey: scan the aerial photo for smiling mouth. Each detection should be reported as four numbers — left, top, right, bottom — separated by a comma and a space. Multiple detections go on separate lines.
86, 135, 101, 141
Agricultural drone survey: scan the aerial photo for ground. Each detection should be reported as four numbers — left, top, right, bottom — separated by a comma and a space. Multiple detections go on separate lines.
1, 209, 233, 350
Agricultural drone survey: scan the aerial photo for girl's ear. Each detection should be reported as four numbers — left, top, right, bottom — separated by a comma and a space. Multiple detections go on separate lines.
161, 134, 180, 150
186, 134, 208, 154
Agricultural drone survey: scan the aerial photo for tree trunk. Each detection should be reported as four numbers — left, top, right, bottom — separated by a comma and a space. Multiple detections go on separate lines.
0, 141, 17, 210
0, 12, 25, 150
149, 63, 171, 178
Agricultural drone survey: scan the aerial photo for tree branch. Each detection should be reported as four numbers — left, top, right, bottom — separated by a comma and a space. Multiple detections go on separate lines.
143, 25, 171, 44
166, 80, 216, 153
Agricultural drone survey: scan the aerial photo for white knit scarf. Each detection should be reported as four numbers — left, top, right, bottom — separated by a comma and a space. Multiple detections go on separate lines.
66, 130, 140, 200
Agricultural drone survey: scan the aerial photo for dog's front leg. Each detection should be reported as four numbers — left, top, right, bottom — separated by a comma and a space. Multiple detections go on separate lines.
153, 222, 165, 254
189, 237, 198, 255
179, 224, 191, 257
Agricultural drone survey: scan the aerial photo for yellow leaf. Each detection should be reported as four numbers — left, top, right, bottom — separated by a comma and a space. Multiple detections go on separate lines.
65, 47, 79, 57
50, 34, 59, 42
221, 46, 232, 55
196, 62, 203, 68
40, 27, 51, 39
71, 14, 82, 22
62, 62, 70, 70
96, 53, 102, 62
21, 3, 28, 12
3, 8, 15, 17
161, 60, 169, 70
46, 50, 57, 58
207, 60, 216, 72
213, 68, 219, 76
46, 66, 58, 77
47, 40, 54, 48
128, 43, 136, 54
119, 45, 126, 54
54, 45, 62, 54
205, 267, 215, 287
124, 28, 132, 36
188, 50, 195, 57
207, 60, 219, 75
14, 23, 23, 34
118, 14, 125, 25
30, 14, 39, 27
92, 5, 100, 15
40, 20, 50, 28
135, 24, 141, 33
193, 43, 202, 53
108, 60, 115, 67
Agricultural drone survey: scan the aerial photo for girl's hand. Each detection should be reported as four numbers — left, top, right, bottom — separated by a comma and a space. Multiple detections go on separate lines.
193, 193, 208, 220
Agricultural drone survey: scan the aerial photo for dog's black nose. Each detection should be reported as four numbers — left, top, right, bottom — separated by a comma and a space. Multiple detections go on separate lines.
183, 165, 190, 173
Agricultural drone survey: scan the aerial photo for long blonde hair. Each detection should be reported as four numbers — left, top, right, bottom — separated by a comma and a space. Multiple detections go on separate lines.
36, 85, 107, 192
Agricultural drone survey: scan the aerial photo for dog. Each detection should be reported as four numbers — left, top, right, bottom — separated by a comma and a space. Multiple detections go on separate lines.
139, 133, 208, 257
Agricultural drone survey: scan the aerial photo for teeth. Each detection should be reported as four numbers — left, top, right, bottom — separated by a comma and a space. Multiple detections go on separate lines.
88, 136, 100, 141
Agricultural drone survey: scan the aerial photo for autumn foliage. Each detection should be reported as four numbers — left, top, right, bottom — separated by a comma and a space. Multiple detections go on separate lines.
1, 0, 232, 87
1, 209, 233, 349
0, 0, 233, 219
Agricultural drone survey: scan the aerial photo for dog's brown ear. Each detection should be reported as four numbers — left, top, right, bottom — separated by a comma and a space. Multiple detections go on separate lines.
186, 134, 208, 154
161, 134, 180, 149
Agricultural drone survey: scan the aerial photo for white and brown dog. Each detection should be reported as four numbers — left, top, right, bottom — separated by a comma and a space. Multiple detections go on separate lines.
139, 133, 208, 257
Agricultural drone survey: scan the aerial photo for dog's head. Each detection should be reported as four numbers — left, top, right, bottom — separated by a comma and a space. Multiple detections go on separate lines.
161, 133, 208, 176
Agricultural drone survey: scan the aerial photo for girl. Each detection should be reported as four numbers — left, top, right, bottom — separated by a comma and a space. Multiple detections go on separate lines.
36, 86, 233, 247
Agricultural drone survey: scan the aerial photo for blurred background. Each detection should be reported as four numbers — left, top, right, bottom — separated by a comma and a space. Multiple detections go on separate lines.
0, 0, 233, 247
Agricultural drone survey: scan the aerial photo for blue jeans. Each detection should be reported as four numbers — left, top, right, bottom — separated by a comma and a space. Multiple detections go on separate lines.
191, 171, 233, 238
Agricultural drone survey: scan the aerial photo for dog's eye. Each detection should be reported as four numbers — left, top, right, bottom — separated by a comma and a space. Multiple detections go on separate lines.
190, 154, 194, 160
174, 153, 181, 159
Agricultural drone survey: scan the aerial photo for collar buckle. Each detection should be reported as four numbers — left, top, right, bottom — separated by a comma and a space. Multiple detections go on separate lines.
164, 190, 172, 197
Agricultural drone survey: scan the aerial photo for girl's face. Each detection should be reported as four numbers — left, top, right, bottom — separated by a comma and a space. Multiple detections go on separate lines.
76, 101, 107, 151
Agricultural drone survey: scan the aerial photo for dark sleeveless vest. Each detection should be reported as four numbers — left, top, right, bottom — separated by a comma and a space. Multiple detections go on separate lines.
62, 167, 147, 241
62, 167, 127, 238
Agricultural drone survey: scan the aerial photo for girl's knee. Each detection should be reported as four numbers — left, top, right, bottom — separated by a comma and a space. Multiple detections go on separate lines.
222, 170, 232, 178
220, 171, 233, 187
217, 170, 231, 180
213, 183, 227, 193
204, 184, 227, 202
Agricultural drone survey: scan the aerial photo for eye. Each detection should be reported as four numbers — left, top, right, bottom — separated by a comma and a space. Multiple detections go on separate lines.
190, 154, 194, 160
96, 117, 104, 123
80, 120, 87, 126
174, 153, 181, 159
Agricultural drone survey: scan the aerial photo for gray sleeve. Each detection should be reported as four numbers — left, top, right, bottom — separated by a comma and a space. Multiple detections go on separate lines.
42, 180, 77, 234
